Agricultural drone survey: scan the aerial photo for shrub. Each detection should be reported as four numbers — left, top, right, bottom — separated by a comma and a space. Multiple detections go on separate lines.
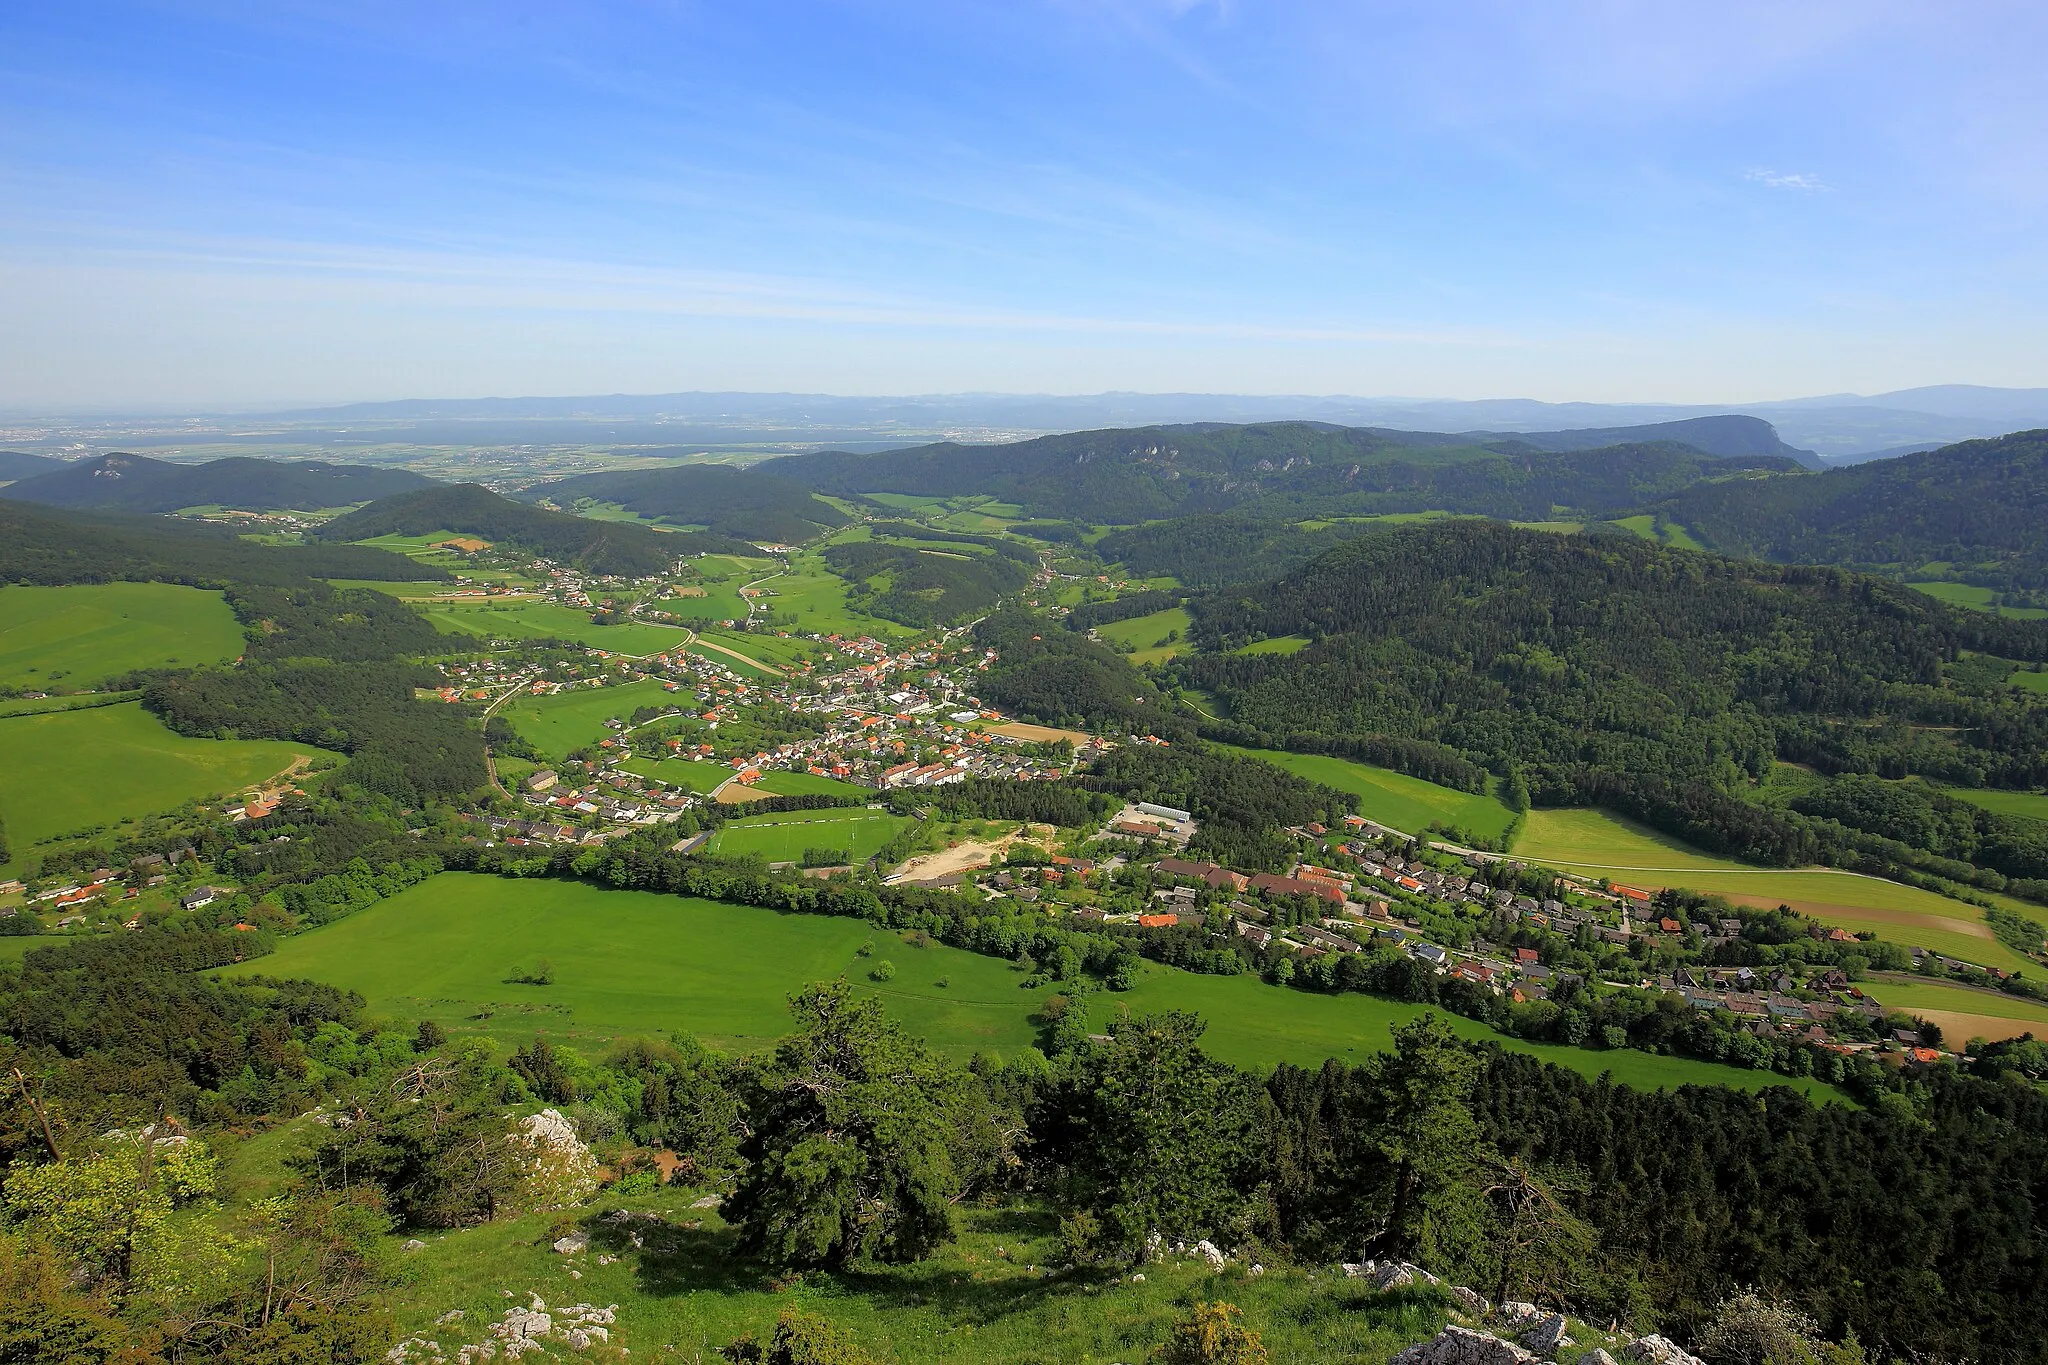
1150, 1302, 1269, 1365
868, 960, 896, 982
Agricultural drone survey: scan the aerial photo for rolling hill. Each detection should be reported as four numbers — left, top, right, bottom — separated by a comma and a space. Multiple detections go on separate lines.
1, 451, 439, 512
520, 462, 849, 543
313, 484, 754, 576
0, 451, 67, 483
762, 419, 1808, 522
1652, 429, 2048, 589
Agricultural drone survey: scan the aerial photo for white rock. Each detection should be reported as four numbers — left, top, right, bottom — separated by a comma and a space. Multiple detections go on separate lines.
1392, 1326, 1539, 1365
689, 1194, 721, 1209
1520, 1314, 1573, 1355
436, 1310, 466, 1325
403, 1238, 427, 1252
1450, 1286, 1489, 1317
1248, 1264, 1265, 1277
1622, 1336, 1706, 1365
1582, 1350, 1618, 1365
1370, 1261, 1442, 1291
1192, 1239, 1227, 1270
512, 1109, 600, 1209
553, 1233, 589, 1255
1131, 1272, 1145, 1282
1499, 1302, 1544, 1328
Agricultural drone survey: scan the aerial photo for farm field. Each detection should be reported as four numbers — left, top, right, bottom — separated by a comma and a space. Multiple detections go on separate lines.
496, 679, 679, 761
227, 874, 1841, 1102
1513, 807, 2038, 974
0, 703, 319, 871
619, 756, 733, 793
1863, 975, 2048, 1044
1098, 962, 1838, 1100
223, 875, 1040, 1056
1234, 634, 1311, 656
1907, 581, 2048, 620
0, 582, 246, 688
706, 808, 910, 863
749, 769, 871, 799
1225, 746, 1518, 843
668, 579, 753, 623
698, 628, 810, 672
321, 578, 478, 599
417, 599, 691, 654
754, 561, 902, 638
1942, 786, 2048, 821
1095, 606, 1190, 666
2012, 670, 2048, 695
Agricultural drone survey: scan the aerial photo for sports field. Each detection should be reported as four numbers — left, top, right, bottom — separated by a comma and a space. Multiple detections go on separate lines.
1861, 975, 2048, 1044
750, 770, 871, 799
227, 874, 1841, 1099
496, 679, 679, 760
1944, 786, 2048, 822
1513, 807, 2037, 974
620, 756, 733, 793
0, 582, 246, 688
417, 599, 691, 654
0, 703, 317, 870
1225, 746, 1519, 843
706, 808, 910, 863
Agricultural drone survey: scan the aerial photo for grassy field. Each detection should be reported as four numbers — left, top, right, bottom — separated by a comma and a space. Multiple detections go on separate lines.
1942, 786, 2048, 822
224, 875, 1041, 1056
1234, 634, 1311, 656
0, 935, 65, 966
1609, 514, 1703, 551
418, 600, 692, 655
754, 561, 902, 638
750, 770, 872, 799
707, 809, 910, 863
2013, 670, 2048, 695
0, 582, 246, 688
321, 578, 478, 599
1907, 581, 2048, 620
1861, 975, 2048, 1044
0, 703, 317, 871
227, 874, 1842, 1102
1095, 607, 1190, 666
1099, 962, 1838, 1100
620, 756, 734, 793
670, 579, 754, 624
1225, 746, 1519, 843
1513, 807, 2038, 974
496, 679, 680, 761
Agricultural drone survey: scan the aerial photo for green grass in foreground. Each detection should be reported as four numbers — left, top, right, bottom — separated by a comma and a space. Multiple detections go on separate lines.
419, 600, 692, 655
1224, 746, 1518, 843
0, 582, 246, 688
496, 679, 680, 762
0, 703, 318, 871
225, 874, 1839, 1100
371, 1194, 1447, 1363
707, 809, 910, 863
1513, 807, 2037, 975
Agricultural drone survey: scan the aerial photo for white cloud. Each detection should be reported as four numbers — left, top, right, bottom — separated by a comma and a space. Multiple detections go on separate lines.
1746, 169, 1830, 191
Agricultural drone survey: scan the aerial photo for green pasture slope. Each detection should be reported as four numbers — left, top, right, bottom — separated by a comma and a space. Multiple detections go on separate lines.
0, 703, 317, 871
1233, 634, 1311, 656
1095, 607, 1191, 666
706, 808, 910, 862
1941, 786, 2048, 822
0, 582, 247, 688
230, 874, 1838, 1101
1907, 581, 2048, 620
418, 599, 691, 654
497, 678, 680, 761
1225, 745, 1518, 843
1514, 807, 2038, 975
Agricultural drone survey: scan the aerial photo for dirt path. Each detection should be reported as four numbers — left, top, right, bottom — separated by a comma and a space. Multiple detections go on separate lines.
884, 827, 1055, 883
693, 637, 785, 677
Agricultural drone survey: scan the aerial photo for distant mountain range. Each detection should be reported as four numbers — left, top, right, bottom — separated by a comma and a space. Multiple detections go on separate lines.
758, 417, 1811, 520
2, 452, 437, 512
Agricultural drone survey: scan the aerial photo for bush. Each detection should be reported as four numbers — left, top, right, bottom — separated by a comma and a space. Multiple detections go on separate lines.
868, 960, 896, 982
1150, 1302, 1269, 1365
721, 1309, 879, 1365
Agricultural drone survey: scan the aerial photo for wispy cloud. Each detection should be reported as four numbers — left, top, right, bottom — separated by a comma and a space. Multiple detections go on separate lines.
1746, 168, 1830, 191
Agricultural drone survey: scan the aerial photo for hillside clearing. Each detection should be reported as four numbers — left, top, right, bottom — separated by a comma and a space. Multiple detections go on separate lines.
0, 582, 246, 688
1223, 745, 1518, 842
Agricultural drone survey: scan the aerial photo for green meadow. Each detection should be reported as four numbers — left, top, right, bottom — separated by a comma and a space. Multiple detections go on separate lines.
228, 874, 1839, 1101
1224, 746, 1519, 843
1233, 634, 1311, 656
1942, 786, 2048, 822
0, 582, 247, 688
496, 679, 681, 761
417, 599, 692, 655
706, 808, 911, 863
1907, 581, 2048, 620
620, 756, 734, 793
749, 769, 872, 799
1095, 607, 1191, 665
0, 703, 317, 870
1513, 807, 2037, 974
1609, 514, 1703, 550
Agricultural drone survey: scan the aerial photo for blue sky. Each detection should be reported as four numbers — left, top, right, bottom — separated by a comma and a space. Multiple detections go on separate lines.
3, 1, 2044, 409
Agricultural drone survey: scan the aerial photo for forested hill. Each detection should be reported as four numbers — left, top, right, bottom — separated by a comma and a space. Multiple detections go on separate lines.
1, 451, 438, 512
314, 484, 754, 575
0, 449, 66, 482
520, 462, 849, 543
1481, 414, 1820, 466
1178, 521, 2048, 856
1655, 428, 2048, 589
0, 498, 447, 587
762, 419, 1805, 521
